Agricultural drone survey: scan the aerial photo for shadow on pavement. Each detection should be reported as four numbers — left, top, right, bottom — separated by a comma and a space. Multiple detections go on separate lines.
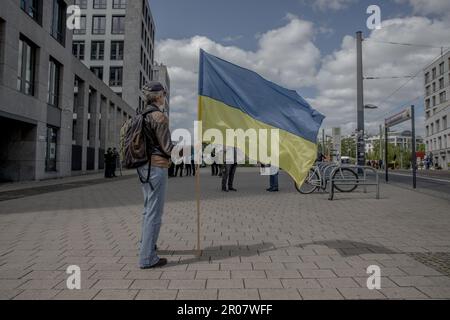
299, 240, 397, 256
159, 242, 276, 266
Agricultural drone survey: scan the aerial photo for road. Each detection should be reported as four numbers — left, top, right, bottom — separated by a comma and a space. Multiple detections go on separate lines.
378, 170, 450, 200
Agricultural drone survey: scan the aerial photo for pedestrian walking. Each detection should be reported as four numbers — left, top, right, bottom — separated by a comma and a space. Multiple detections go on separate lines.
137, 81, 174, 269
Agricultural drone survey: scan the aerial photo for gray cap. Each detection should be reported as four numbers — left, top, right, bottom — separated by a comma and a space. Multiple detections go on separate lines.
142, 81, 165, 93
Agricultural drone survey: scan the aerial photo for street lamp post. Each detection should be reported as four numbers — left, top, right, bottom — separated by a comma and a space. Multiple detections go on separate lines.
356, 31, 365, 167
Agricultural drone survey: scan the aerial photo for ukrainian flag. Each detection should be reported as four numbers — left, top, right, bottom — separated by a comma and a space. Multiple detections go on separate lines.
198, 50, 325, 186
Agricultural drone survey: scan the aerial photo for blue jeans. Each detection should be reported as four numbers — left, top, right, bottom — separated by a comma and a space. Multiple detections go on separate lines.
137, 164, 168, 267
270, 172, 279, 189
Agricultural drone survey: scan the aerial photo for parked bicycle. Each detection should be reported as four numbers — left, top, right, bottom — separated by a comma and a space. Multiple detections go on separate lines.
295, 162, 358, 194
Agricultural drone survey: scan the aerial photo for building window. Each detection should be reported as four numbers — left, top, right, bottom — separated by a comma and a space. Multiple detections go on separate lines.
110, 41, 124, 60
17, 36, 36, 96
73, 15, 86, 34
92, 15, 106, 34
74, 0, 87, 9
113, 0, 127, 9
432, 96, 436, 106
20, 0, 42, 23
45, 126, 57, 172
439, 62, 445, 75
91, 40, 104, 60
51, 0, 66, 45
72, 41, 85, 60
90, 66, 103, 80
111, 16, 125, 34
425, 99, 430, 109
109, 67, 123, 86
48, 57, 61, 108
432, 67, 436, 79
440, 91, 447, 104
425, 72, 429, 84
93, 0, 107, 9
439, 78, 444, 90
443, 116, 447, 130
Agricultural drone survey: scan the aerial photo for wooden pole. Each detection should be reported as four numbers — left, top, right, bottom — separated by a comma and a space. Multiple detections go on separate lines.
195, 162, 201, 257
195, 98, 202, 258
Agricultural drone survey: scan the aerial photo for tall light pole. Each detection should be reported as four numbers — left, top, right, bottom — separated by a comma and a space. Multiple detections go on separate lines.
356, 31, 365, 167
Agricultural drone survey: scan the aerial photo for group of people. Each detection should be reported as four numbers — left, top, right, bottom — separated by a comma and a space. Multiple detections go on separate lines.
104, 147, 120, 178
168, 161, 196, 177
366, 159, 383, 170
211, 147, 278, 192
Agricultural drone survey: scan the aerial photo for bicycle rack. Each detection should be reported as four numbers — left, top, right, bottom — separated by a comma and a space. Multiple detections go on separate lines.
328, 165, 380, 200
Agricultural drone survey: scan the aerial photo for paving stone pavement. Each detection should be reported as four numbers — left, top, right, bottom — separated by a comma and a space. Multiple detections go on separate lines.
0, 167, 449, 300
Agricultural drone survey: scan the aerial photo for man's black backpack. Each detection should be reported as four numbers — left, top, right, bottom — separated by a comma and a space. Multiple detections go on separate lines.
119, 109, 158, 184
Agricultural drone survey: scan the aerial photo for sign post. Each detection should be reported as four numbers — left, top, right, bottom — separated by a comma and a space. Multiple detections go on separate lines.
411, 105, 416, 189
385, 126, 389, 182
384, 106, 416, 189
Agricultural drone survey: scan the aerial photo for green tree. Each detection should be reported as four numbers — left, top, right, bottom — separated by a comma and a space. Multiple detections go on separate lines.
341, 137, 356, 158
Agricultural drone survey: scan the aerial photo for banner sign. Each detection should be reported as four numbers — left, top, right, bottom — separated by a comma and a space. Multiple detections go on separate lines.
385, 108, 411, 128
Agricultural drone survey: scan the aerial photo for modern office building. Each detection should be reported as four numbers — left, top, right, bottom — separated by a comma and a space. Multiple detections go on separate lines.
423, 50, 450, 170
151, 62, 170, 115
0, 0, 134, 182
72, 0, 156, 112
365, 131, 424, 154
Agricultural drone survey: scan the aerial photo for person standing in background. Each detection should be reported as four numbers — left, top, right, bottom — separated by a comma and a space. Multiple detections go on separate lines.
211, 147, 219, 176
266, 165, 279, 192
221, 146, 238, 192
104, 148, 113, 178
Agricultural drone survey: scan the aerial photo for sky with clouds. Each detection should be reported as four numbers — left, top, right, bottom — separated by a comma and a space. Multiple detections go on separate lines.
148, 0, 450, 137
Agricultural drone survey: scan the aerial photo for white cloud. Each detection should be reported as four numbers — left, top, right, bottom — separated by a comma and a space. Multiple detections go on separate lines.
395, 0, 450, 16
156, 10, 449, 141
301, 0, 356, 11
156, 15, 321, 133
312, 16, 450, 136
222, 35, 243, 42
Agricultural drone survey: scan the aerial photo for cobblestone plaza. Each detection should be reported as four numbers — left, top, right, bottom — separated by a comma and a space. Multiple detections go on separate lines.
0, 168, 449, 300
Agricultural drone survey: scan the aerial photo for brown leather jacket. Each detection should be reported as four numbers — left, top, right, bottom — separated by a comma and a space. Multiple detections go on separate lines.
142, 104, 174, 168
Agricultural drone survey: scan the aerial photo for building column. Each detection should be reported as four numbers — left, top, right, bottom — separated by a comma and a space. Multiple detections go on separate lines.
88, 88, 100, 170
74, 80, 89, 172
99, 96, 108, 151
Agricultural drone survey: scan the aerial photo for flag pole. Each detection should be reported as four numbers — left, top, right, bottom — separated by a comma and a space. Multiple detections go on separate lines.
195, 98, 202, 258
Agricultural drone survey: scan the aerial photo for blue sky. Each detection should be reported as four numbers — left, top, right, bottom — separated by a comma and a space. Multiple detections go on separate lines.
150, 0, 408, 54
148, 0, 450, 136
